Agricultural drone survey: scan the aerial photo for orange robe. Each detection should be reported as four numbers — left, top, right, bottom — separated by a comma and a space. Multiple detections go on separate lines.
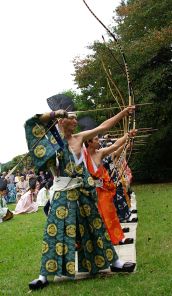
84, 151, 124, 245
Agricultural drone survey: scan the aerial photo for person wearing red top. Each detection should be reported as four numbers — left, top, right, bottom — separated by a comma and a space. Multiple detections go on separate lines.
84, 131, 136, 245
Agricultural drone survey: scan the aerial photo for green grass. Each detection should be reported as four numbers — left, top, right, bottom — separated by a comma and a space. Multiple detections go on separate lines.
0, 183, 172, 296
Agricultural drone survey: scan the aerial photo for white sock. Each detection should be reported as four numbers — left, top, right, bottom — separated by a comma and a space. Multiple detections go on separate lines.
128, 216, 133, 221
38, 275, 47, 283
112, 259, 124, 268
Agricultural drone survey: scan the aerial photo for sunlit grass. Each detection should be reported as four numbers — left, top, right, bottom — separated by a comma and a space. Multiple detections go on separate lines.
0, 183, 172, 296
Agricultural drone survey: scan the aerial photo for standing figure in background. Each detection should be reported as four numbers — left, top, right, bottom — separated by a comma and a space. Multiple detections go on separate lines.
38, 171, 47, 189
14, 171, 21, 185
6, 179, 16, 203
37, 180, 53, 207
16, 175, 29, 203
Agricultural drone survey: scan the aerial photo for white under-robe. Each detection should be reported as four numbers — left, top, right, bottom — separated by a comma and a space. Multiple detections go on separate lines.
0, 197, 8, 222
37, 187, 50, 207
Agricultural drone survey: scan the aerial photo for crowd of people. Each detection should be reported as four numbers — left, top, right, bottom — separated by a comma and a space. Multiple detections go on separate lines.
0, 102, 138, 291
0, 169, 53, 221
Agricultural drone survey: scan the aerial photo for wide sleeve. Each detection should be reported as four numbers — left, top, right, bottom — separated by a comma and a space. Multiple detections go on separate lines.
24, 114, 63, 170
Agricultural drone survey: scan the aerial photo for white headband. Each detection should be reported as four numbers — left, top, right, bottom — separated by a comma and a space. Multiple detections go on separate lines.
68, 112, 77, 118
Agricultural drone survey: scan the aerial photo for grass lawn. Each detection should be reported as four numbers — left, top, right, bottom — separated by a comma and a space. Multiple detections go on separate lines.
0, 183, 172, 296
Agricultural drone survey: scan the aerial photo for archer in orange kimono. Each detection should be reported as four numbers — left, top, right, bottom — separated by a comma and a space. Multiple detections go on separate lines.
84, 131, 136, 245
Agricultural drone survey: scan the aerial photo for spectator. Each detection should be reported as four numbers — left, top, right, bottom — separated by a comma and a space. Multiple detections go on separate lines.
37, 180, 53, 207
14, 171, 20, 184
6, 179, 16, 203
13, 177, 40, 215
0, 179, 13, 223
16, 175, 29, 203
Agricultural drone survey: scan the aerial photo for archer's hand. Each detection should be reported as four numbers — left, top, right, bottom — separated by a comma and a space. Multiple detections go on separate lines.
128, 128, 137, 137
124, 106, 135, 116
55, 109, 68, 119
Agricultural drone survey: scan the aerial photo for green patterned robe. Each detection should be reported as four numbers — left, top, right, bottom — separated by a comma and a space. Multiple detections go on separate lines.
25, 116, 118, 278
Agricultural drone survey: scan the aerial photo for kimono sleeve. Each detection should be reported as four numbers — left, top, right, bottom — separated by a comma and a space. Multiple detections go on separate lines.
24, 114, 62, 170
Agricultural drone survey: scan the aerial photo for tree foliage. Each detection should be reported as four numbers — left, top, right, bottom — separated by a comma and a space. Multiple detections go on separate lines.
2, 1, 172, 182
73, 0, 172, 182
1, 154, 33, 174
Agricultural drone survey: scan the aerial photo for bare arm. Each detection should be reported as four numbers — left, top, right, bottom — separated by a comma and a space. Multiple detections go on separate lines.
111, 129, 137, 161
100, 134, 128, 159
100, 128, 137, 159
111, 145, 125, 160
76, 106, 135, 142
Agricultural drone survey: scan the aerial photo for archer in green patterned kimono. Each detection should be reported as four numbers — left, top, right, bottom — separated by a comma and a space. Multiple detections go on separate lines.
27, 107, 136, 290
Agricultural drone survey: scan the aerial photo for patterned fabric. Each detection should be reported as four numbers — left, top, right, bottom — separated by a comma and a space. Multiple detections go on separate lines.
108, 168, 131, 222
114, 182, 131, 222
25, 115, 60, 170
25, 117, 118, 278
84, 151, 124, 245
7, 183, 16, 203
121, 176, 131, 208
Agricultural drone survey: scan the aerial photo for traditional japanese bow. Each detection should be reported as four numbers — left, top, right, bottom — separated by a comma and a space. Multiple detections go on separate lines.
83, 0, 136, 180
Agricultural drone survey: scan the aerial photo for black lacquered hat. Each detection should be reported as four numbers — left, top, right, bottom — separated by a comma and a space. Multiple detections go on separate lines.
47, 94, 75, 112
47, 94, 97, 131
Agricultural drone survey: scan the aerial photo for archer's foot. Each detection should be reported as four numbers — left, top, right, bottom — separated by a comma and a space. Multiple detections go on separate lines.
110, 262, 136, 273
29, 279, 49, 290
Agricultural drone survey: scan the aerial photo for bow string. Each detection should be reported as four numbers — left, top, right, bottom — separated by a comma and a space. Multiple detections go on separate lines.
83, 0, 136, 181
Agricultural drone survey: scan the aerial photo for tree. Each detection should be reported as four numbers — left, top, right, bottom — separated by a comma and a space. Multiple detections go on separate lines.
114, 0, 172, 181
73, 0, 172, 181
